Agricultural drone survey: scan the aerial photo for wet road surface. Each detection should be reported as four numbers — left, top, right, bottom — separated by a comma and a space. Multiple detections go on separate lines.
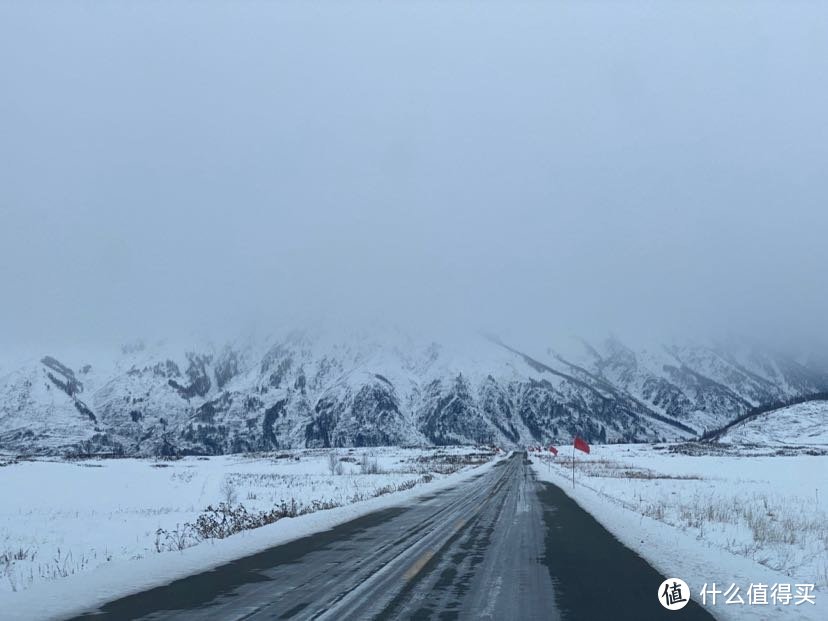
69, 454, 714, 621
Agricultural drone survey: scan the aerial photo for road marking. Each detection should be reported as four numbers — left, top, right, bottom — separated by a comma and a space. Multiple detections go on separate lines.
404, 549, 435, 581
404, 518, 466, 583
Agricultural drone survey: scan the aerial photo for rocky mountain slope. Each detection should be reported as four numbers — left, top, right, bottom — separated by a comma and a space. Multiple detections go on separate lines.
1, 330, 825, 456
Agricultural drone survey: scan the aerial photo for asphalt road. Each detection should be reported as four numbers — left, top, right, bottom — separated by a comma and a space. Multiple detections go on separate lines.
69, 454, 714, 621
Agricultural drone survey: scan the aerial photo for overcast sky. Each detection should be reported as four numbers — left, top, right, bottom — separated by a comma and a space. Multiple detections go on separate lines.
1, 1, 827, 351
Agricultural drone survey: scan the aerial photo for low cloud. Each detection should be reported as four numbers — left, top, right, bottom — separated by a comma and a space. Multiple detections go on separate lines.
1, 1, 826, 352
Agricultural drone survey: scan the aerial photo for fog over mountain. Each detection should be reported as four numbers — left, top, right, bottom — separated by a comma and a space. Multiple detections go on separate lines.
1, 2, 827, 453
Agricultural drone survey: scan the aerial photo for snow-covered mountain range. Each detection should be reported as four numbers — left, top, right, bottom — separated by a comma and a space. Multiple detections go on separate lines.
1, 329, 825, 456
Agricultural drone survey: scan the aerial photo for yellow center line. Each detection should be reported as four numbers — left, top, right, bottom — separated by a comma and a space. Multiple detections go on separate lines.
404, 518, 468, 582
403, 549, 434, 581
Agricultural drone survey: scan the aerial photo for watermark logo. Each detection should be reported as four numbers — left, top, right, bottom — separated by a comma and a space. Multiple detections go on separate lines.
658, 578, 690, 611
699, 583, 816, 606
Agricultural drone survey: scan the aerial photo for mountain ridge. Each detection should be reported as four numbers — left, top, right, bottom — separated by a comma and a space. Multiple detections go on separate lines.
1, 330, 825, 456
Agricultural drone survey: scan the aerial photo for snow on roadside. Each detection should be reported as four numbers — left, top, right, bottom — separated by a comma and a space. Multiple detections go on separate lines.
1, 446, 502, 621
531, 444, 827, 621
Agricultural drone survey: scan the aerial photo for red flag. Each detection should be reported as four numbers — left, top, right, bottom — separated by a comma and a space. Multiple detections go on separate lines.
573, 436, 590, 454
548, 446, 558, 456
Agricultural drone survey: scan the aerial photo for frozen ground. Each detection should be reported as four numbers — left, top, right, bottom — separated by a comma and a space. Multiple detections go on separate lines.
0, 446, 500, 619
531, 443, 828, 620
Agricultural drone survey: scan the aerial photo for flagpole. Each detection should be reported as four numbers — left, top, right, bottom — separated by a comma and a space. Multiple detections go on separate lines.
572, 441, 575, 488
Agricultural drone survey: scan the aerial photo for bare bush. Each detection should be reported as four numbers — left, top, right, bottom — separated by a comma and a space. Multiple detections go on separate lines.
413, 451, 494, 475
220, 477, 238, 505
154, 523, 201, 552
0, 548, 32, 563
190, 498, 341, 540
360, 453, 382, 474
327, 451, 339, 475
372, 483, 396, 496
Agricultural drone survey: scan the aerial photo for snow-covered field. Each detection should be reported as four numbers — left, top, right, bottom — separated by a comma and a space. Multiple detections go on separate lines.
531, 443, 828, 620
0, 446, 499, 619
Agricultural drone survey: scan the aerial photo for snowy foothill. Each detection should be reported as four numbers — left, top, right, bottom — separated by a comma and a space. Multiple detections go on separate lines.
717, 400, 828, 447
531, 443, 828, 621
0, 445, 502, 621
